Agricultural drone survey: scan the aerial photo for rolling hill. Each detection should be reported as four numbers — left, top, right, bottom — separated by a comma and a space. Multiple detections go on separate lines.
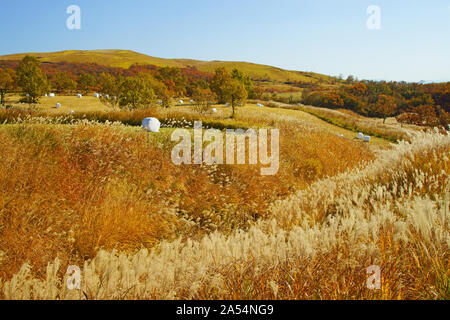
0, 49, 331, 83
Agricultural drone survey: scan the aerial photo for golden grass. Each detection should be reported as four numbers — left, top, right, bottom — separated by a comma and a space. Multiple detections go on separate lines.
4, 93, 407, 148
1, 130, 447, 300
0, 108, 373, 288
245, 102, 393, 147
0, 99, 447, 300
298, 105, 418, 142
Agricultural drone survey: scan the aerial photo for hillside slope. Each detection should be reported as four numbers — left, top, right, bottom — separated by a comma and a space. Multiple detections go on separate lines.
0, 49, 330, 83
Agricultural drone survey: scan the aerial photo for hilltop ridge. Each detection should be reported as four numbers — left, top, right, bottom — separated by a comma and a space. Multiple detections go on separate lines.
0, 49, 332, 83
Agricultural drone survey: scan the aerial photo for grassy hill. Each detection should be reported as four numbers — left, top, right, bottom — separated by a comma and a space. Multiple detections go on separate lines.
0, 49, 331, 83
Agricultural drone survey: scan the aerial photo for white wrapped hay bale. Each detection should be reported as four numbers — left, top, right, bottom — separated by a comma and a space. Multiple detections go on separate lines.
190, 99, 194, 104
179, 99, 184, 104
94, 93, 100, 98
257, 103, 264, 107
211, 108, 217, 113
357, 132, 364, 139
77, 94, 82, 98
70, 110, 75, 114
49, 93, 55, 97
55, 103, 62, 108
142, 117, 161, 133
364, 136, 371, 142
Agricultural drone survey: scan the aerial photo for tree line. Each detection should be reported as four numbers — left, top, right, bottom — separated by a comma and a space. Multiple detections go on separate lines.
0, 56, 254, 117
301, 80, 450, 127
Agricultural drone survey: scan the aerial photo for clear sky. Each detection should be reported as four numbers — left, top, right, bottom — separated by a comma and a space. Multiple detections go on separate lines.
1, 0, 449, 82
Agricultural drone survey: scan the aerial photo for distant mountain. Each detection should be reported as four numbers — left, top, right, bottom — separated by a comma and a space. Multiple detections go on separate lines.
419, 80, 450, 84
0, 49, 331, 83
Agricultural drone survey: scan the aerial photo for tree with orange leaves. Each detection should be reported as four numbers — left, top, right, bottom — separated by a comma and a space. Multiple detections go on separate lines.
376, 94, 397, 123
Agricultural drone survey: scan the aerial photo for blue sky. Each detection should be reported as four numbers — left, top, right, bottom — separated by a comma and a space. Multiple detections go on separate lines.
1, 0, 449, 82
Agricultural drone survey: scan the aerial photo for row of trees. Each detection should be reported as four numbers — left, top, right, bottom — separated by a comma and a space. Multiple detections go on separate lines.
302, 80, 450, 127
97, 73, 171, 109
0, 59, 214, 97
0, 56, 253, 116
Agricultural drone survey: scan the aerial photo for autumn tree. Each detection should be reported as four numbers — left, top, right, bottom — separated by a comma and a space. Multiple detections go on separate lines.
437, 106, 450, 128
16, 56, 48, 103
376, 94, 397, 123
348, 83, 368, 96
232, 68, 254, 98
0, 68, 16, 105
77, 73, 97, 95
155, 67, 187, 96
252, 86, 264, 100
223, 79, 248, 118
140, 73, 171, 108
118, 76, 156, 109
415, 104, 438, 127
98, 73, 123, 109
346, 75, 355, 84
192, 86, 215, 113
52, 72, 76, 94
409, 94, 434, 108
210, 67, 232, 104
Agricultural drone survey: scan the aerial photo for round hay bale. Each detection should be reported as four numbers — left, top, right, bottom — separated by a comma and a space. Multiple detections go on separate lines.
142, 117, 161, 133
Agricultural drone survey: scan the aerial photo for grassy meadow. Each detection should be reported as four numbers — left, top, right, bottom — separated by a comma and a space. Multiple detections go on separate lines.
0, 95, 448, 300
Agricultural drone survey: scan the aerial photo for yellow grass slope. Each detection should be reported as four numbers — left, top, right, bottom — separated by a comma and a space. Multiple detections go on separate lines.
0, 49, 330, 83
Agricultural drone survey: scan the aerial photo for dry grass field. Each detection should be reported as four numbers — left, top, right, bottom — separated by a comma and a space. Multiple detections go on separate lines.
0, 96, 448, 300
